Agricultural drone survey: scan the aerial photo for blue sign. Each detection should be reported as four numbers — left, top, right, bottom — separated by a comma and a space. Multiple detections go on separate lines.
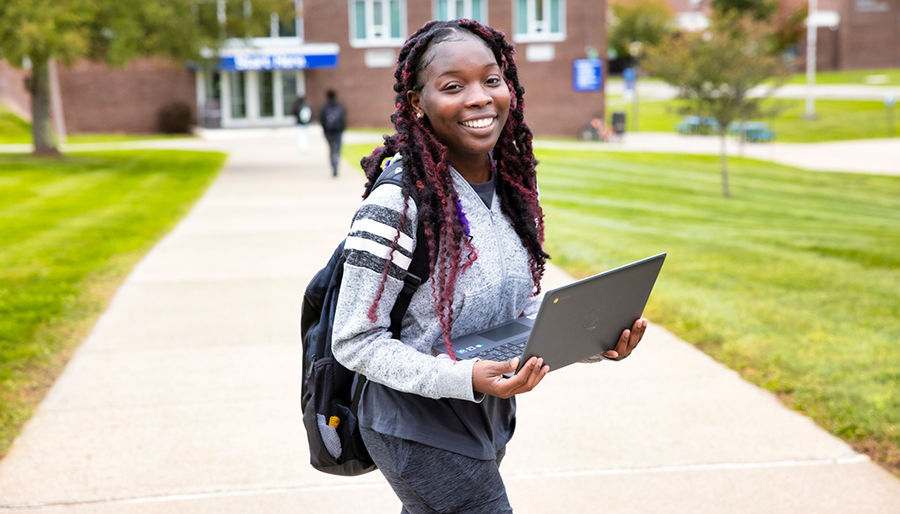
573, 58, 603, 92
219, 53, 338, 71
623, 67, 636, 96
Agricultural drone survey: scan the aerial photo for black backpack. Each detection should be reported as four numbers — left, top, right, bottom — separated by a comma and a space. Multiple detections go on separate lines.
300, 160, 429, 476
321, 103, 346, 133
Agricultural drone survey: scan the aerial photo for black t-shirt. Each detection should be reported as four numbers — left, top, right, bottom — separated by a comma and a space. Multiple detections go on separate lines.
468, 170, 496, 209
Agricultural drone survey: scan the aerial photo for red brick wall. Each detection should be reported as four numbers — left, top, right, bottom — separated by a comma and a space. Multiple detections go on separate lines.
796, 0, 900, 71
798, 26, 842, 71
58, 58, 196, 134
512, 4, 607, 137
0, 60, 31, 120
304, 0, 607, 138
304, 0, 399, 130
838, 0, 900, 69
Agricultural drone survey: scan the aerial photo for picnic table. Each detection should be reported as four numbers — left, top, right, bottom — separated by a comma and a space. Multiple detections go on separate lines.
675, 116, 720, 135
675, 116, 776, 142
728, 121, 776, 142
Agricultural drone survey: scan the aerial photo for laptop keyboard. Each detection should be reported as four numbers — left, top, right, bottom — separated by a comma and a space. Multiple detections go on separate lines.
472, 339, 528, 362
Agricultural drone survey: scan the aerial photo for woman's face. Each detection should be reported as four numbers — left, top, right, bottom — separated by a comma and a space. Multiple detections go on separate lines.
407, 34, 511, 170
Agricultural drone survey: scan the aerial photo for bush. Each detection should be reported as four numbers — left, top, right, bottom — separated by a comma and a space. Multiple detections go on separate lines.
158, 102, 194, 133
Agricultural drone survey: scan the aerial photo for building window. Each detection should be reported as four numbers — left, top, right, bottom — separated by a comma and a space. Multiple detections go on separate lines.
434, 0, 487, 23
259, 71, 275, 118
282, 72, 298, 118
513, 0, 565, 43
350, 0, 406, 47
229, 72, 247, 119
275, 9, 297, 37
204, 71, 221, 104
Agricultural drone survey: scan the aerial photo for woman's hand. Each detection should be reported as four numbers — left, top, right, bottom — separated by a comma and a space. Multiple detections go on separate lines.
602, 318, 648, 361
472, 356, 549, 399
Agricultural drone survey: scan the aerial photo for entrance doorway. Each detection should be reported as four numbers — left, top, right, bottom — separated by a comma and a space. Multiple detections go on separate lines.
197, 69, 305, 128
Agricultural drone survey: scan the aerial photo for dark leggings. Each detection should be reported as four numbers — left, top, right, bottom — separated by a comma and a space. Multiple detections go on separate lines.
325, 132, 342, 176
360, 427, 513, 514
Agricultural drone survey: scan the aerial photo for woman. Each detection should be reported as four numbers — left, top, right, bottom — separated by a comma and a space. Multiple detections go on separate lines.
332, 19, 646, 513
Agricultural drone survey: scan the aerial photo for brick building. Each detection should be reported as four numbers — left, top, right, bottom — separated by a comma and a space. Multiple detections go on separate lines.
650, 0, 900, 71
2, 0, 608, 139
194, 0, 607, 137
8, 0, 895, 137
799, 0, 900, 71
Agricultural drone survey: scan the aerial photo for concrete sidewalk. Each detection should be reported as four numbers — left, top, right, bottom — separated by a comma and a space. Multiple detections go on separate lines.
1, 129, 899, 513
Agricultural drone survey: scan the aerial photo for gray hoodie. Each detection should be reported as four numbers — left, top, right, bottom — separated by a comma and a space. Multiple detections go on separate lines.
332, 162, 540, 403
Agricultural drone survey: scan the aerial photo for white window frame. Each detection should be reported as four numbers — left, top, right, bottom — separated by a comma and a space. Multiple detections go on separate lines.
512, 0, 565, 43
433, 0, 488, 23
349, 0, 407, 48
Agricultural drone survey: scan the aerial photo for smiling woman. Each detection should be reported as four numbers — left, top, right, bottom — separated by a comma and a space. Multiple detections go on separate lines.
406, 32, 511, 183
324, 19, 648, 513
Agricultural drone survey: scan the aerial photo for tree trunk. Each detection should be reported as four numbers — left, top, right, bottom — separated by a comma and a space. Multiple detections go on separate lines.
29, 54, 60, 156
720, 132, 731, 198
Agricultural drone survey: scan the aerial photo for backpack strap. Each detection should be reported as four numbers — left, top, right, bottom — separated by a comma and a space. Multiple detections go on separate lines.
370, 156, 430, 339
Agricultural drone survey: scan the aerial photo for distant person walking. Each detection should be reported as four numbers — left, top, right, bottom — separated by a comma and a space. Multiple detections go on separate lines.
320, 90, 346, 177
291, 96, 312, 153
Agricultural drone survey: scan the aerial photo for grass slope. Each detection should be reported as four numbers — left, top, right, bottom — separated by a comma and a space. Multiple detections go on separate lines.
535, 149, 900, 475
0, 102, 193, 144
0, 150, 225, 457
0, 103, 32, 144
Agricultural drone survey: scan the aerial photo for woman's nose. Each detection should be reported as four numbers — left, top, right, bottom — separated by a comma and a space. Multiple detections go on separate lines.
465, 85, 493, 107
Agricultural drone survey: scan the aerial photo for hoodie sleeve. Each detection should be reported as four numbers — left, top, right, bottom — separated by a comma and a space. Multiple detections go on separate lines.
331, 182, 479, 402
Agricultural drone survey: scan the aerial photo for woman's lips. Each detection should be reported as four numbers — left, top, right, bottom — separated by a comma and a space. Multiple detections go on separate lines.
461, 117, 496, 129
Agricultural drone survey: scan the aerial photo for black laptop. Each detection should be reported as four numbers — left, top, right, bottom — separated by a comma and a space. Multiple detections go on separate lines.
433, 253, 666, 374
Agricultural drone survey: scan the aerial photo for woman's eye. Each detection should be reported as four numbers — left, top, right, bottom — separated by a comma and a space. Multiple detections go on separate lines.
486, 77, 501, 85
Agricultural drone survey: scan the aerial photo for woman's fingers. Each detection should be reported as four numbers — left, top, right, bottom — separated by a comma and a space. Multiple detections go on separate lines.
482, 357, 548, 398
507, 356, 548, 395
604, 318, 648, 361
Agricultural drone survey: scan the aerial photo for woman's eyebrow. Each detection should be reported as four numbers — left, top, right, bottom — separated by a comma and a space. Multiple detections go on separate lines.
436, 62, 500, 79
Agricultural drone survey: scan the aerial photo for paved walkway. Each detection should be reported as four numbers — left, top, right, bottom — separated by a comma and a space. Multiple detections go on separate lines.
1, 128, 899, 513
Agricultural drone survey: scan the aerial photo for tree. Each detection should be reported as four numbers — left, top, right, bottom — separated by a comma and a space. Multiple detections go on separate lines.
608, 0, 676, 66
644, 14, 789, 198
770, 3, 809, 59
711, 0, 779, 21
0, 0, 293, 156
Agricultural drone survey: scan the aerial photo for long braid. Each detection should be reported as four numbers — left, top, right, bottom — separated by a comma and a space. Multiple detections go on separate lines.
361, 20, 548, 358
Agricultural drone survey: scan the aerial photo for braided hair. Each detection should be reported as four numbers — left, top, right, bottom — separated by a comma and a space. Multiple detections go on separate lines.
360, 19, 549, 358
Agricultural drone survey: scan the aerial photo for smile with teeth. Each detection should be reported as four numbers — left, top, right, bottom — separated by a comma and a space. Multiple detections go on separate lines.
461, 117, 495, 129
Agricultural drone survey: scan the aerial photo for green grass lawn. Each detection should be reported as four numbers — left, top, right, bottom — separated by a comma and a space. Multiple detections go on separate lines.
612, 98, 898, 142
66, 134, 195, 144
343, 142, 900, 477
0, 102, 194, 144
0, 150, 225, 457
0, 103, 31, 144
539, 149, 900, 476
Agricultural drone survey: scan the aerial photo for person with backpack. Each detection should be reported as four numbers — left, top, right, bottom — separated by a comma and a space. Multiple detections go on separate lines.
320, 89, 346, 176
291, 96, 312, 153
323, 20, 647, 513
